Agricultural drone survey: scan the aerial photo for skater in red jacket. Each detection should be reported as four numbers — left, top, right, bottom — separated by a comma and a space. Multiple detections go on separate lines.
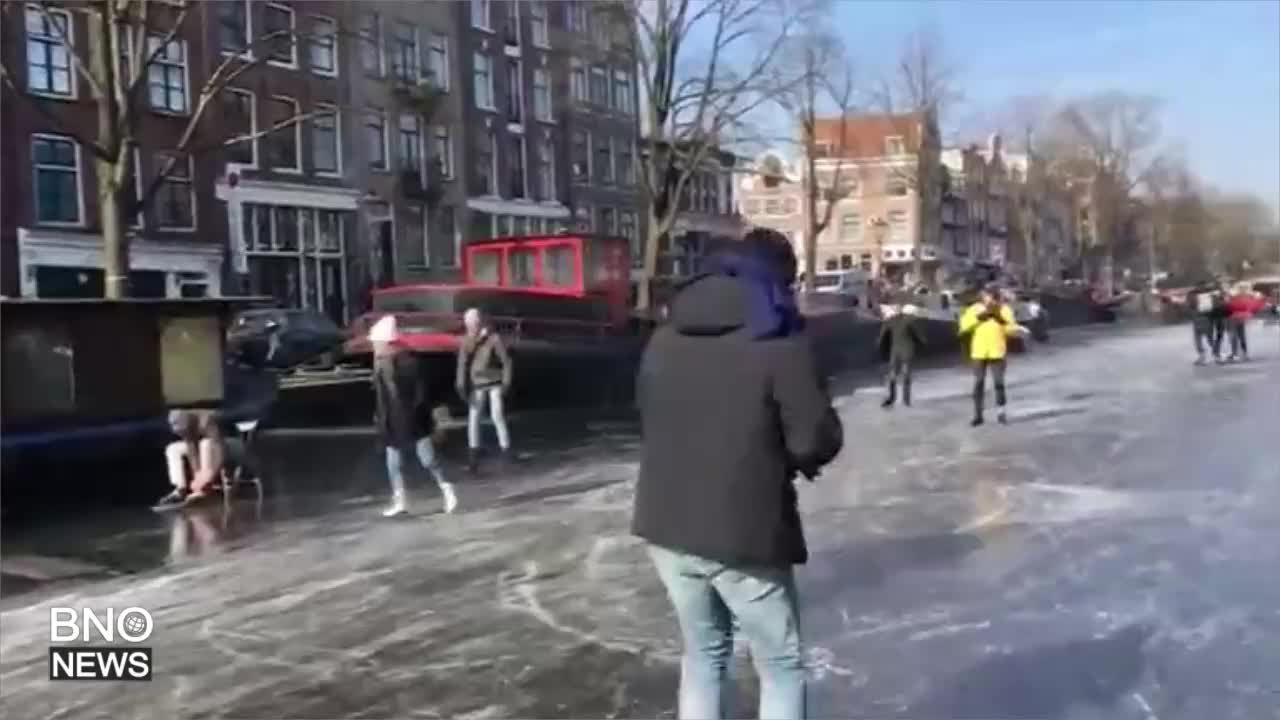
1225, 285, 1266, 361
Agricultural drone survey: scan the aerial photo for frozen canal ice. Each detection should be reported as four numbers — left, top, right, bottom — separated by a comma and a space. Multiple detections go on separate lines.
2, 322, 1278, 718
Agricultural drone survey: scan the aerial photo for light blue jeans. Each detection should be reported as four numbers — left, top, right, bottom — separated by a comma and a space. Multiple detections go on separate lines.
384, 437, 448, 498
648, 544, 805, 720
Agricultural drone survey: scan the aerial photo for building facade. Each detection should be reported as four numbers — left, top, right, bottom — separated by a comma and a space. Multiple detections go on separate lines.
1, 0, 644, 319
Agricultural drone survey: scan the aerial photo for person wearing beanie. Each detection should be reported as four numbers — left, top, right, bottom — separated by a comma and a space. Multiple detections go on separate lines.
878, 302, 926, 408
633, 226, 842, 719
370, 315, 457, 517
455, 307, 513, 472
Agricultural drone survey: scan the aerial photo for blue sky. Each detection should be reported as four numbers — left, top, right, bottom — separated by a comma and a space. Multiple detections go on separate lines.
828, 0, 1280, 218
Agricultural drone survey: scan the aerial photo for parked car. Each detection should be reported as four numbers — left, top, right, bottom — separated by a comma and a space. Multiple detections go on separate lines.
227, 308, 345, 371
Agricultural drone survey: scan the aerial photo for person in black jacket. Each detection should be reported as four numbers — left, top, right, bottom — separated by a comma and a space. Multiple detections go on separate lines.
633, 227, 842, 720
878, 303, 926, 408
369, 315, 458, 517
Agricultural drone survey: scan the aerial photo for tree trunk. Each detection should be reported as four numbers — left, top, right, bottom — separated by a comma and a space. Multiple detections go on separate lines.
89, 7, 128, 298
802, 155, 818, 293
637, 203, 665, 312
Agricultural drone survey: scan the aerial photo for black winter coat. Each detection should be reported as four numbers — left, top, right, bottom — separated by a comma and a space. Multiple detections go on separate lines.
632, 274, 843, 568
372, 351, 433, 448
878, 314, 926, 361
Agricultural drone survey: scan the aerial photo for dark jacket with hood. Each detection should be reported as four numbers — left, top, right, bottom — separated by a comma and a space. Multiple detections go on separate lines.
373, 351, 433, 448
878, 313, 927, 361
632, 272, 843, 568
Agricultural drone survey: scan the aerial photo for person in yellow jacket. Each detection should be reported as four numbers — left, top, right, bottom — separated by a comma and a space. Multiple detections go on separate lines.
958, 286, 1018, 426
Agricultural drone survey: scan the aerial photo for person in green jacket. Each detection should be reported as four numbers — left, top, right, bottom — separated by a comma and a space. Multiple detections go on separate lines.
878, 303, 926, 408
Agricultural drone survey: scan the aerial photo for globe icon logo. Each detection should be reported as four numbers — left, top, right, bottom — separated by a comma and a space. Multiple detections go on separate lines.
123, 614, 147, 636
116, 608, 154, 642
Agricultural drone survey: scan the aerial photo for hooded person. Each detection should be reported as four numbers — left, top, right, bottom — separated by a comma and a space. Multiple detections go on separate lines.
633, 227, 842, 720
455, 307, 513, 472
878, 301, 927, 408
370, 315, 457, 517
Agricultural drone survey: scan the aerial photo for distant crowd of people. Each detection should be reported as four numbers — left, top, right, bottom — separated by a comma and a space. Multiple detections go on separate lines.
1186, 281, 1269, 365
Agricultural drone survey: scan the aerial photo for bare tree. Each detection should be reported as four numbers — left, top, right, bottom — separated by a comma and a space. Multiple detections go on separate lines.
620, 0, 808, 310
771, 30, 856, 291
0, 1, 340, 298
1039, 91, 1167, 293
870, 25, 959, 283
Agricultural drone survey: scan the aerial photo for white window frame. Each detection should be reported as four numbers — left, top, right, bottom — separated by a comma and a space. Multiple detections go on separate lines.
533, 68, 553, 123
506, 58, 524, 125
428, 33, 450, 91
432, 125, 453, 179
538, 137, 556, 202
217, 0, 253, 60
146, 34, 191, 115
269, 95, 302, 174
154, 153, 197, 232
510, 134, 528, 199
569, 2, 589, 34
612, 69, 633, 114
596, 135, 614, 184
530, 2, 550, 48
358, 9, 384, 76
471, 0, 492, 31
307, 14, 339, 78
477, 130, 498, 196
224, 87, 258, 169
473, 52, 495, 111
589, 64, 608, 106
263, 3, 298, 69
24, 5, 77, 100
885, 135, 905, 156
570, 58, 588, 103
504, 0, 521, 46
31, 133, 84, 227
398, 112, 424, 179
313, 103, 342, 177
572, 129, 591, 183
389, 20, 419, 83
439, 206, 460, 268
367, 108, 389, 172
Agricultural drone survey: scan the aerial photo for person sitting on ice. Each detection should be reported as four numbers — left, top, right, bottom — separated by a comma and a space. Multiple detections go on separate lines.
155, 410, 244, 509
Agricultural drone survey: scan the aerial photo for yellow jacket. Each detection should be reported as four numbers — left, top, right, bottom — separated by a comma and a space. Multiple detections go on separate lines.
958, 302, 1016, 360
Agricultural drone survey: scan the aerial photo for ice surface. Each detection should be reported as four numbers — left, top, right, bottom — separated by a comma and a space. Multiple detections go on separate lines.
2, 322, 1278, 719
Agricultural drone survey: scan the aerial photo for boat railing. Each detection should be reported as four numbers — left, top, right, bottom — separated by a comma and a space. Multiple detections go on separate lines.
386, 310, 624, 344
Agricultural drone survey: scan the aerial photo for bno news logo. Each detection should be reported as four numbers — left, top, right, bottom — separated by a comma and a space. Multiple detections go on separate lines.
49, 607, 154, 681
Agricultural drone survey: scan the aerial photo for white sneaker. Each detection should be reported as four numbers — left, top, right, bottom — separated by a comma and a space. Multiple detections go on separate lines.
382, 496, 408, 517
440, 483, 458, 514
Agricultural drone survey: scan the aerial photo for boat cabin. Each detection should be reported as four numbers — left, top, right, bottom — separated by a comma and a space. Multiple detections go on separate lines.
351, 234, 633, 353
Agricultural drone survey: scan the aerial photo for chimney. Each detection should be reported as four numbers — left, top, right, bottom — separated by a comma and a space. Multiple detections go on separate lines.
987, 132, 1002, 158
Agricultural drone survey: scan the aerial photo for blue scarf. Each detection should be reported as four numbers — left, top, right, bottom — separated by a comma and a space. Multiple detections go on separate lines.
702, 252, 803, 339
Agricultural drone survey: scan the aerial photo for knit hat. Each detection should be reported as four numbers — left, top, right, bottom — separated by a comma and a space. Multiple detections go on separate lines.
368, 315, 399, 343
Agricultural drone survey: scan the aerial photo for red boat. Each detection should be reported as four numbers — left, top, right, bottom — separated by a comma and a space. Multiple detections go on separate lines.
344, 234, 647, 411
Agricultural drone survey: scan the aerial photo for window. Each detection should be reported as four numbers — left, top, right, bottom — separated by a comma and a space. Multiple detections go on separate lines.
825, 258, 839, 271
367, 109, 388, 171
222, 88, 256, 167
764, 198, 783, 216
124, 148, 143, 228
25, 6, 73, 97
274, 206, 299, 251
537, 138, 555, 201
268, 96, 300, 171
570, 59, 588, 103
599, 207, 616, 236
217, 0, 250, 56
472, 0, 492, 30
431, 125, 453, 178
542, 245, 574, 287
154, 153, 194, 229
595, 136, 613, 184
308, 16, 337, 76
503, 0, 520, 46
398, 113, 422, 176
32, 135, 81, 224
572, 130, 589, 182
508, 136, 527, 199
506, 59, 523, 124
887, 176, 908, 196
263, 3, 296, 67
619, 211, 638, 261
436, 207, 458, 267
403, 206, 426, 266
147, 35, 188, 113
783, 197, 799, 214
473, 53, 495, 110
390, 21, 418, 82
859, 253, 873, 271
508, 247, 536, 286
475, 131, 496, 195
617, 142, 634, 185
427, 33, 449, 90
840, 254, 853, 270
530, 2, 549, 46
888, 209, 908, 242
358, 10, 382, 75
589, 65, 609, 106
533, 68, 552, 122
885, 135, 905, 155
612, 70, 633, 114
591, 8, 611, 47
839, 213, 861, 241
569, 2, 589, 33
312, 105, 339, 175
